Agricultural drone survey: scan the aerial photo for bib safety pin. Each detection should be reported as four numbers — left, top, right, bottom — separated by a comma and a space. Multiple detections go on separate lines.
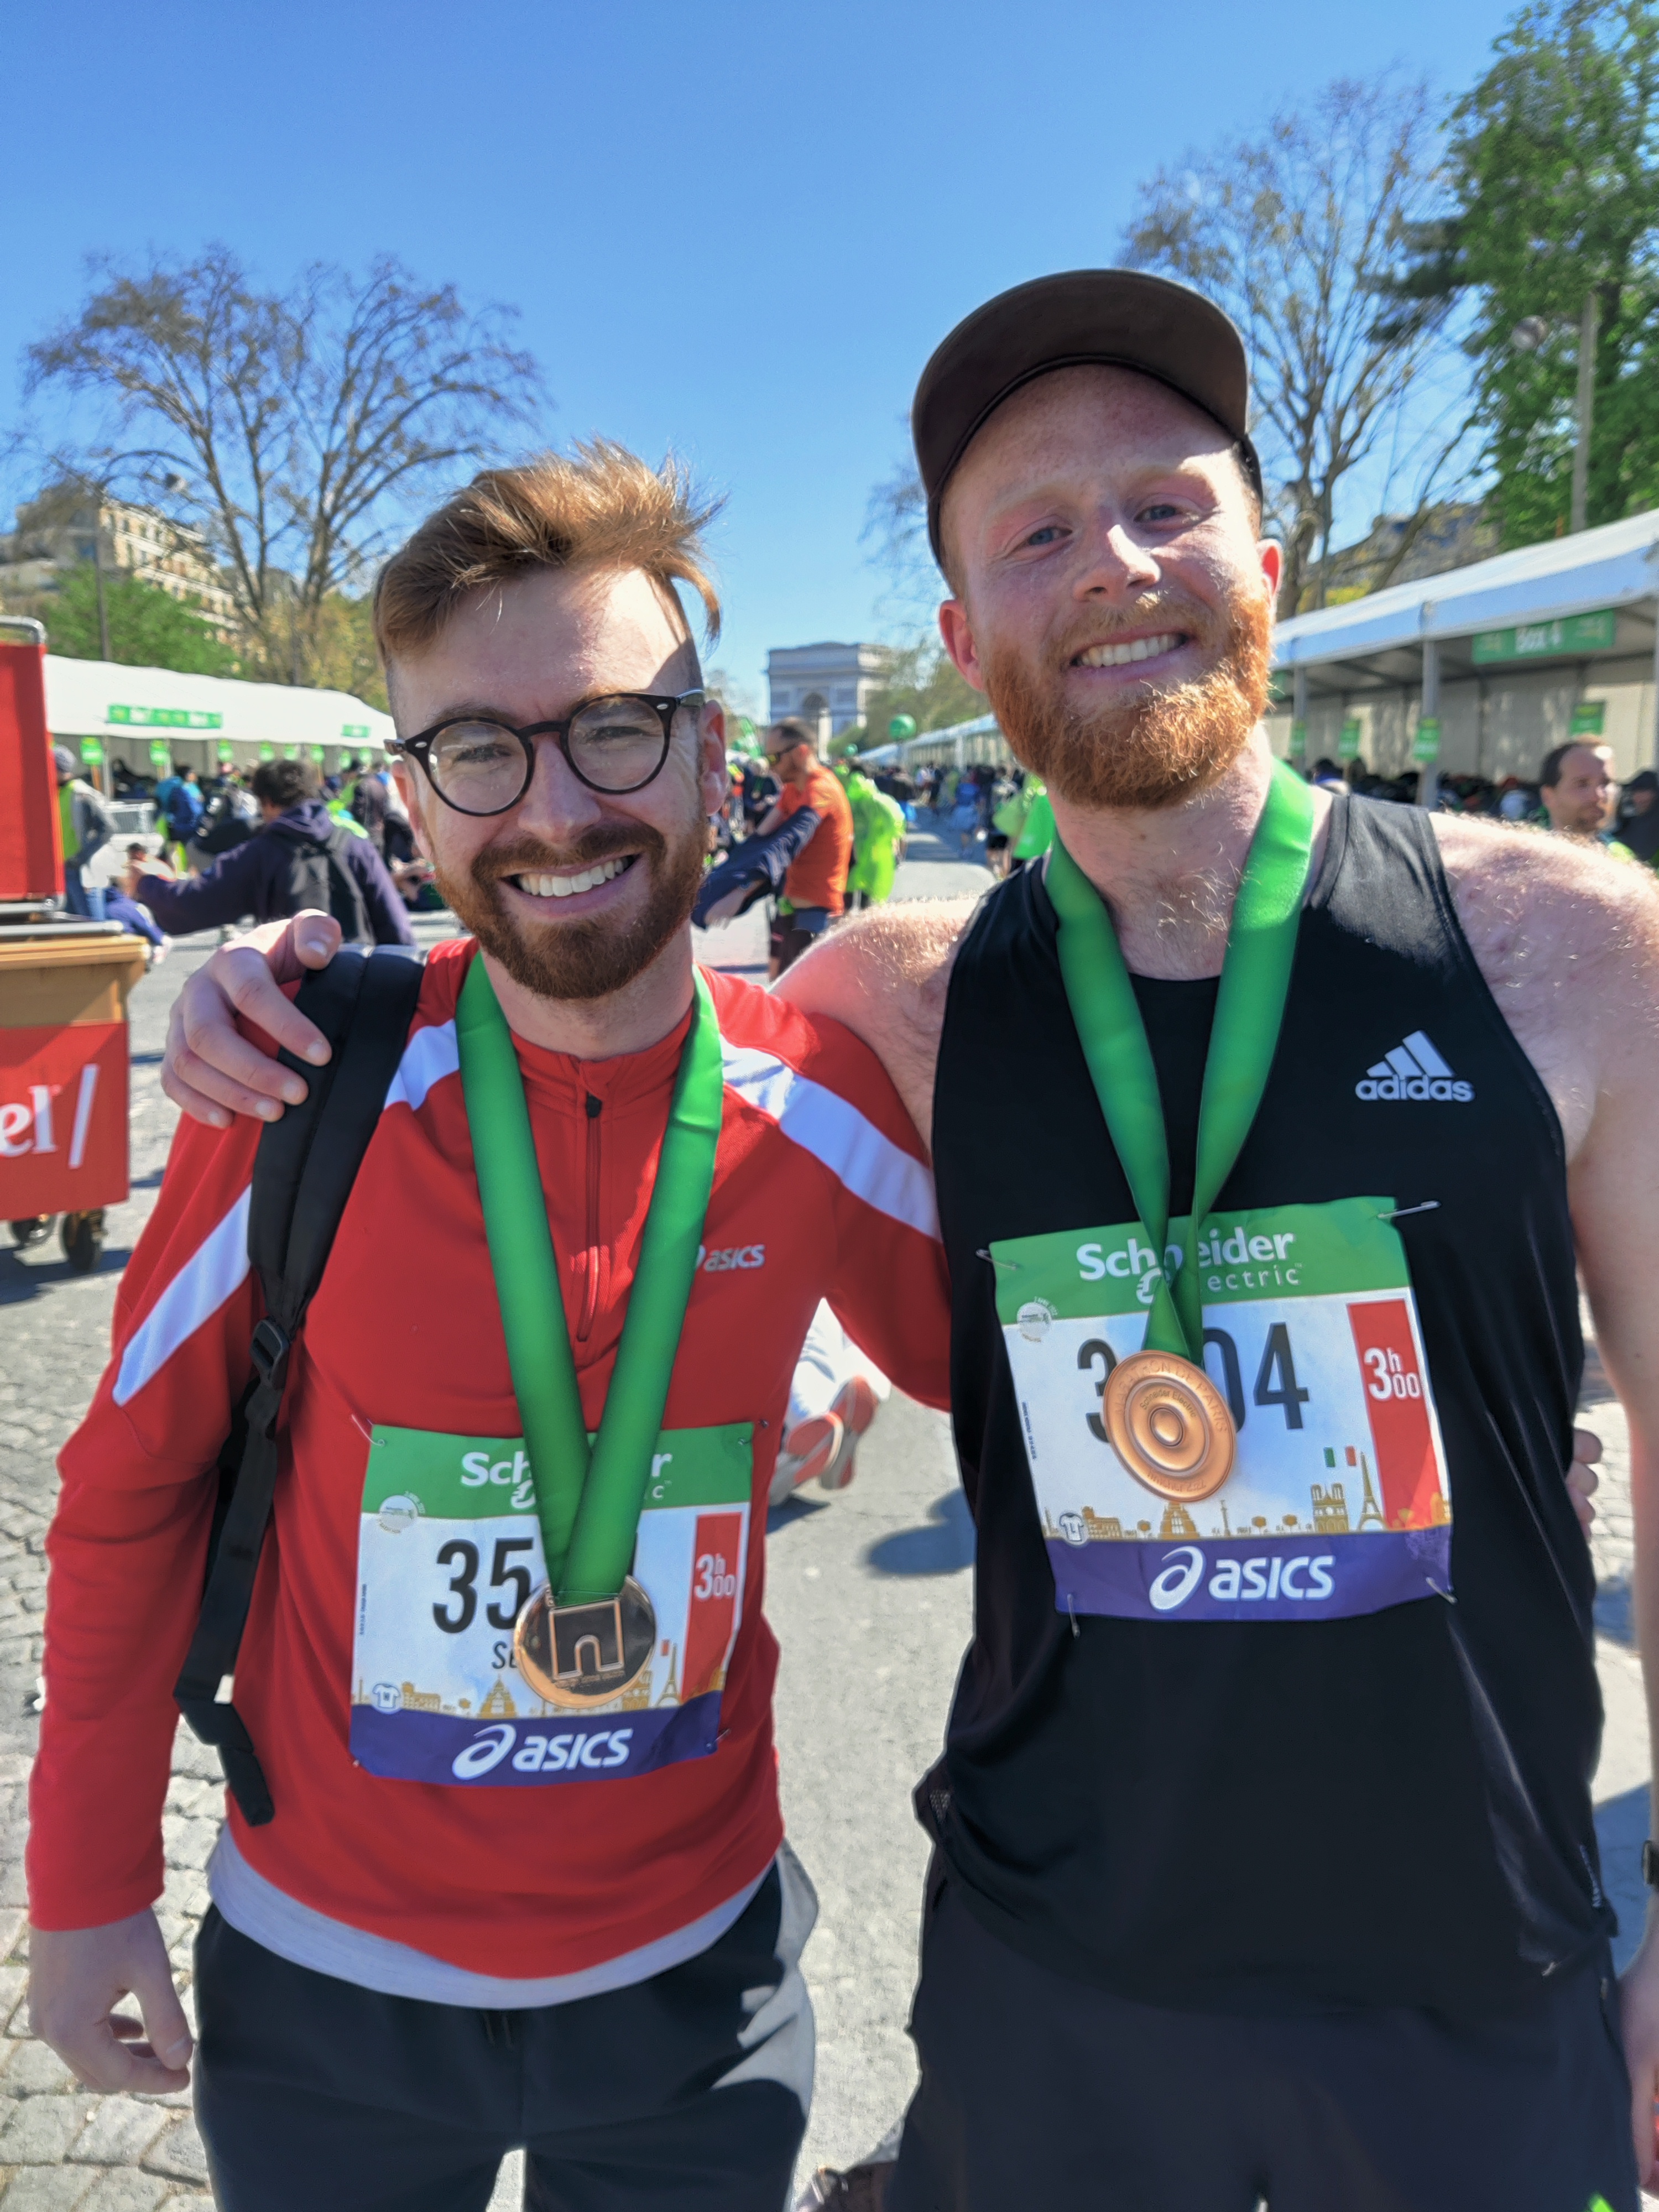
977, 1249, 1021, 1272
1379, 1201, 1440, 1223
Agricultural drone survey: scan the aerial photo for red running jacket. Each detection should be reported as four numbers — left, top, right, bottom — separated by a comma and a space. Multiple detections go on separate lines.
30, 942, 950, 1976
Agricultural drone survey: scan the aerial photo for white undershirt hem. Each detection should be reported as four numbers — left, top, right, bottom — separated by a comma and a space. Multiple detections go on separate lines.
207, 1828, 769, 2008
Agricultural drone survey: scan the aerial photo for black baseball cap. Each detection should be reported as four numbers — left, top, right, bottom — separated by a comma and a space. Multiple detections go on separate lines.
911, 269, 1261, 561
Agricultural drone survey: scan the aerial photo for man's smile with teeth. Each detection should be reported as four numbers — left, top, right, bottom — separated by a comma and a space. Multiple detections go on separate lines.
1074, 633, 1185, 668
508, 854, 637, 900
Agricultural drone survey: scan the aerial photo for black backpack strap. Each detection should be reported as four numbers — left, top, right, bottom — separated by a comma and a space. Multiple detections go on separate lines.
174, 943, 425, 1824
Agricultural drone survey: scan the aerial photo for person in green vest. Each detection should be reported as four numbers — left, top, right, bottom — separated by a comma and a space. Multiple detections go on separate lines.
993, 772, 1053, 872
838, 761, 907, 906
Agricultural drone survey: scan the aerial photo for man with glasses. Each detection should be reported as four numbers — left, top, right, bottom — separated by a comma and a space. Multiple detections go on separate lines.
755, 718, 854, 975
27, 445, 948, 2211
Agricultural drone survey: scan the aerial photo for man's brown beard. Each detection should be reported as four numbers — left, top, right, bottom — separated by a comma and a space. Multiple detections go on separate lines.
984, 590, 1273, 812
437, 816, 706, 1003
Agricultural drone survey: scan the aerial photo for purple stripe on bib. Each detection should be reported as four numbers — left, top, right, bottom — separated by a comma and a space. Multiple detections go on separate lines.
1048, 1525, 1452, 1623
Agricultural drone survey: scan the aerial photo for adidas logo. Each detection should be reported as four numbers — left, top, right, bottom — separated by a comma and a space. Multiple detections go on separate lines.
1355, 1031, 1474, 1103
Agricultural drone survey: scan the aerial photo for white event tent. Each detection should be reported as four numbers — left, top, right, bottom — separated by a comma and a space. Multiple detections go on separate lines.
43, 655, 394, 780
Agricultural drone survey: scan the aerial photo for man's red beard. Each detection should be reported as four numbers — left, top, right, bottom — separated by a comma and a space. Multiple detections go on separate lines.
436, 815, 707, 1002
983, 589, 1273, 812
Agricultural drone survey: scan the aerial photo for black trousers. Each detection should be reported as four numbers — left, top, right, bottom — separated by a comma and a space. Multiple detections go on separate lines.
194, 1851, 815, 2212
890, 1864, 1640, 2212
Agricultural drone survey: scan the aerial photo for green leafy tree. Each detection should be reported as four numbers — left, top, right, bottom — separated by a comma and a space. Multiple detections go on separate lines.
43, 563, 238, 673
1389, 1, 1659, 543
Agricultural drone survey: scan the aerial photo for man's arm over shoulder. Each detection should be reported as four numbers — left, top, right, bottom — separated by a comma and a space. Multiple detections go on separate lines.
725, 982, 951, 1410
774, 895, 978, 1148
1433, 812, 1659, 1160
29, 1108, 264, 1934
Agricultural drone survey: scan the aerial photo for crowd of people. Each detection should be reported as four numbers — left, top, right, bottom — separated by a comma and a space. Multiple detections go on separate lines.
24, 267, 1659, 2212
54, 751, 447, 958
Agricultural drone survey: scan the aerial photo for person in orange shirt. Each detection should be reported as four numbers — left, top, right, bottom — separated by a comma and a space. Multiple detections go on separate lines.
758, 718, 854, 974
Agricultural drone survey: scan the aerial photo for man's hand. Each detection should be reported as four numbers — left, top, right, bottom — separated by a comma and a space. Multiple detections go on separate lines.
30, 1910, 193, 2094
161, 910, 342, 1129
1568, 1425, 1601, 1536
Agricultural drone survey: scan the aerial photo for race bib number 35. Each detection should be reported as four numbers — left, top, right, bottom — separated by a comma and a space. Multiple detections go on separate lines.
351, 1422, 752, 1785
991, 1199, 1451, 1625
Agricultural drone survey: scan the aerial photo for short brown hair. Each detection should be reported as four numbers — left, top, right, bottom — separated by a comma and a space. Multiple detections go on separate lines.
252, 758, 322, 808
374, 440, 723, 665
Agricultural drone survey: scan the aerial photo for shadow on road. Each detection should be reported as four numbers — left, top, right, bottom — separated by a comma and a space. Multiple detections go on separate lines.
0, 1247, 134, 1304
866, 1490, 975, 1576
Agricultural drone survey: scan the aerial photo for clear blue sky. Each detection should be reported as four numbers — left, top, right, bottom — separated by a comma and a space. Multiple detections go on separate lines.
3, 0, 1522, 711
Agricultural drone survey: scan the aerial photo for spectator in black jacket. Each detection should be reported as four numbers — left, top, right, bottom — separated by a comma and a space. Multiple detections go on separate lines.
126, 758, 415, 946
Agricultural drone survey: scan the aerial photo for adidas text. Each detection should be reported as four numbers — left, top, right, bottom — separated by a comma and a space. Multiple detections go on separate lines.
1355, 1030, 1473, 1104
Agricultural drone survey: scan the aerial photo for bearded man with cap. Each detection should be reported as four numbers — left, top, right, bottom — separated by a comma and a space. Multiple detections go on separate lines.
160, 272, 1659, 2209
806, 270, 1659, 2211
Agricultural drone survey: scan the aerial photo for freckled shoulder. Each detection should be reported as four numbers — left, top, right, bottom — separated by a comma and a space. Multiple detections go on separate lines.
774, 896, 979, 1147
1431, 811, 1659, 1156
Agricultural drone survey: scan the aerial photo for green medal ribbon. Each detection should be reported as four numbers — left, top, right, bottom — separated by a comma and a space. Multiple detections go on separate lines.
1046, 761, 1316, 1362
456, 957, 724, 1603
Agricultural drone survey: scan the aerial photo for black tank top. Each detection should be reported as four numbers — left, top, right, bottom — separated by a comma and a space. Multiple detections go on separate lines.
931, 793, 1610, 2017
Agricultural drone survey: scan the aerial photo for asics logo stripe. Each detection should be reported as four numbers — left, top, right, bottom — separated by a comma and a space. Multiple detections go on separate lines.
720, 1041, 941, 1239
384, 1020, 460, 1117
114, 1187, 253, 1406
1355, 1030, 1474, 1103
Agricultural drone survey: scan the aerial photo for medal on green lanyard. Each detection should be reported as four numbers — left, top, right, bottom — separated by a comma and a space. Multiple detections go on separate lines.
1046, 761, 1316, 1503
456, 956, 724, 1709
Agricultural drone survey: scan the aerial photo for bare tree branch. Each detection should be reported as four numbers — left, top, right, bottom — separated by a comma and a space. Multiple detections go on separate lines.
25, 247, 548, 682
1123, 77, 1468, 615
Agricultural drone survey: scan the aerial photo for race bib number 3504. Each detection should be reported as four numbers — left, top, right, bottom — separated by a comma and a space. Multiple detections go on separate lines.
351, 1422, 751, 1786
991, 1199, 1451, 1625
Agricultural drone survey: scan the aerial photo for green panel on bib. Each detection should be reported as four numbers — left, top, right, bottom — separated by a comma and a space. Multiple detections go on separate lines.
991, 1199, 1406, 1323
363, 1421, 753, 1519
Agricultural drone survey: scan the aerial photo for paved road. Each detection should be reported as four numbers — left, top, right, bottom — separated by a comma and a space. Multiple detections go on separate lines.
0, 837, 1650, 2207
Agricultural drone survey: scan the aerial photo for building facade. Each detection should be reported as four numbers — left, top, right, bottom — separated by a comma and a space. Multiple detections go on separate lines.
765, 641, 891, 740
0, 487, 239, 635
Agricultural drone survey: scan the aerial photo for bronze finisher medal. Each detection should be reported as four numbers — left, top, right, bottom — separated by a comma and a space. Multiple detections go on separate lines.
514, 1577, 658, 1710
1101, 1350, 1235, 1501
1047, 764, 1316, 1503
459, 959, 724, 1712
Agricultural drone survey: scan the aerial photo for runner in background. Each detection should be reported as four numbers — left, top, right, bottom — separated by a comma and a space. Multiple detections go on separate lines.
757, 718, 853, 975
838, 757, 906, 910
769, 1303, 891, 1506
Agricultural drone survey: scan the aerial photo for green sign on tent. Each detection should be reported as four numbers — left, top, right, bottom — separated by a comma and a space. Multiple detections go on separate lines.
148, 741, 171, 769
1472, 610, 1616, 665
111, 704, 224, 730
1569, 700, 1606, 735
80, 739, 105, 766
259, 744, 275, 760
1338, 717, 1363, 760
341, 723, 371, 740
1412, 717, 1441, 764
217, 741, 235, 764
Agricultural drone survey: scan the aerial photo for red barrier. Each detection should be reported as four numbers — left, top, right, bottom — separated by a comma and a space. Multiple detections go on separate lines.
0, 627, 61, 905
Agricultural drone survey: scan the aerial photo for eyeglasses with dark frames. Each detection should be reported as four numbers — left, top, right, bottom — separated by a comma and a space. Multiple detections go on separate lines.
389, 690, 705, 817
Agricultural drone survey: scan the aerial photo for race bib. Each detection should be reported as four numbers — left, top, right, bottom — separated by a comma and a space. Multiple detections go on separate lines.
351, 1422, 752, 1784
991, 1199, 1451, 1624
